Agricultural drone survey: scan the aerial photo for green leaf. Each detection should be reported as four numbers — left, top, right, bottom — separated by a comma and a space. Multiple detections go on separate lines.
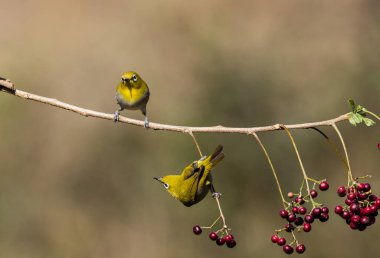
363, 117, 376, 126
352, 113, 363, 124
348, 115, 357, 126
348, 99, 355, 111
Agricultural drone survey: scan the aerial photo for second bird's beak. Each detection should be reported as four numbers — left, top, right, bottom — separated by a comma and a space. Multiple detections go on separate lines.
153, 177, 163, 183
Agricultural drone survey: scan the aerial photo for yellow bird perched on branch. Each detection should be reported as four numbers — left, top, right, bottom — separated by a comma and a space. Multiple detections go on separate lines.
154, 145, 224, 207
114, 71, 150, 127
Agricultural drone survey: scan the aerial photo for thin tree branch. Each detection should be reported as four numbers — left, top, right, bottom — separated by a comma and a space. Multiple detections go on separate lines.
0, 80, 350, 134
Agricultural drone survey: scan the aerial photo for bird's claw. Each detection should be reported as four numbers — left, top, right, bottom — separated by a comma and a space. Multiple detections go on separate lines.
144, 117, 149, 129
212, 192, 222, 198
113, 111, 120, 122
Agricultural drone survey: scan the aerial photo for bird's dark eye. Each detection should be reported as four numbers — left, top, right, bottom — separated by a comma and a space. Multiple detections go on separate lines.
132, 74, 138, 82
164, 183, 169, 189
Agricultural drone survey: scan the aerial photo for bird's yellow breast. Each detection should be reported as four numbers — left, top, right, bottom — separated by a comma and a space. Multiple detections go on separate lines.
116, 82, 149, 107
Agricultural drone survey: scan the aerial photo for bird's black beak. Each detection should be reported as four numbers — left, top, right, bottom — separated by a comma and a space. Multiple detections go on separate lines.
153, 177, 163, 183
121, 77, 129, 84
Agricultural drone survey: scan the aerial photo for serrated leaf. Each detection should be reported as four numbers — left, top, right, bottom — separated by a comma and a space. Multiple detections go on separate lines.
363, 117, 376, 126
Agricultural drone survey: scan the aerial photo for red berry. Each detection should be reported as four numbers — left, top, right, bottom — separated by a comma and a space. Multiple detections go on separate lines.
224, 234, 234, 242
347, 193, 356, 201
303, 223, 312, 232
277, 237, 286, 246
280, 210, 289, 219
349, 222, 357, 230
193, 225, 202, 235
319, 181, 329, 191
312, 207, 322, 217
350, 203, 360, 214
321, 207, 329, 214
209, 232, 218, 241
334, 205, 343, 215
287, 214, 296, 222
337, 186, 346, 197
271, 235, 279, 243
298, 206, 307, 215
357, 192, 368, 200
295, 196, 305, 204
292, 207, 299, 214
304, 214, 314, 223
226, 239, 237, 248
283, 244, 294, 254
375, 199, 380, 207
296, 244, 306, 254
342, 211, 351, 219
345, 199, 354, 205
360, 216, 370, 225
357, 183, 365, 191
294, 217, 304, 226
310, 189, 318, 198
351, 215, 360, 224
216, 238, 226, 246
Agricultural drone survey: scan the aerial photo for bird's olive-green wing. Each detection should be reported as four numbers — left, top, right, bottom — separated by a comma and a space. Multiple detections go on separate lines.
182, 162, 198, 180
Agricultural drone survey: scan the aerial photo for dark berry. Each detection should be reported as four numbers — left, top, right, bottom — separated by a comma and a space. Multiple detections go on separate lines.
364, 183, 371, 192
312, 207, 322, 218
337, 186, 346, 197
285, 223, 295, 232
209, 232, 218, 241
271, 235, 279, 243
277, 237, 286, 246
310, 189, 318, 198
216, 238, 226, 246
280, 210, 289, 219
321, 207, 329, 214
303, 223, 312, 232
349, 222, 357, 230
304, 214, 314, 223
295, 196, 305, 204
296, 244, 306, 254
319, 213, 329, 222
283, 244, 294, 254
319, 181, 329, 191
193, 225, 202, 235
334, 205, 343, 215
226, 239, 237, 248
298, 206, 307, 215
294, 217, 304, 226
287, 214, 296, 222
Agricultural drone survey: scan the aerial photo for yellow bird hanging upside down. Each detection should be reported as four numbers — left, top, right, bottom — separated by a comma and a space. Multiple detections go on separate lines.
114, 71, 150, 128
154, 145, 225, 207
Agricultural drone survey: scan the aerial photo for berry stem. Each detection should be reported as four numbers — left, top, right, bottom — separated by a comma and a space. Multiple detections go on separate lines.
201, 215, 222, 230
253, 133, 287, 208
212, 193, 229, 234
280, 125, 315, 208
331, 123, 354, 184
311, 127, 349, 170
364, 109, 380, 121
187, 130, 203, 157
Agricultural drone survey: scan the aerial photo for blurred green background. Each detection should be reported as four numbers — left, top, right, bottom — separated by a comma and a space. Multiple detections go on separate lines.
0, 0, 379, 257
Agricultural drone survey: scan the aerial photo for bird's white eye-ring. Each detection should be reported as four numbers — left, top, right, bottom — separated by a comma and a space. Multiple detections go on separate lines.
132, 74, 138, 82
164, 183, 169, 189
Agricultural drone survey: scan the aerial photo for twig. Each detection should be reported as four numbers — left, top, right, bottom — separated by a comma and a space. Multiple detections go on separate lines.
0, 81, 351, 134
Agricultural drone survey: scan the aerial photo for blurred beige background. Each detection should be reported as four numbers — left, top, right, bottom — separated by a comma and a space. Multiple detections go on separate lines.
0, 0, 379, 257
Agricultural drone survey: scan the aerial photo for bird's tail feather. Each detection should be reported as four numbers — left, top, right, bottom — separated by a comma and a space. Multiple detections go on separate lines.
202, 145, 224, 169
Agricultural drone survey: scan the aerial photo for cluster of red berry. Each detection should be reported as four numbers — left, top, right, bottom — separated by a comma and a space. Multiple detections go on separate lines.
271, 180, 330, 254
334, 180, 379, 231
193, 225, 236, 248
